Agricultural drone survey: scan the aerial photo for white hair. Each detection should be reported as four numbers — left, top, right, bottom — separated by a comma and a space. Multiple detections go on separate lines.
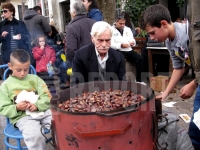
90, 21, 113, 38
70, 0, 87, 15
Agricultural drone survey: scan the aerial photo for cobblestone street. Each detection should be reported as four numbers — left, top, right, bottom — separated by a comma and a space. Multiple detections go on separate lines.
0, 73, 195, 150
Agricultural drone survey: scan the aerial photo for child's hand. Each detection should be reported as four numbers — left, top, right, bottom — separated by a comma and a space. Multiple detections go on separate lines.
40, 46, 45, 50
16, 101, 29, 111
49, 61, 52, 65
27, 103, 38, 112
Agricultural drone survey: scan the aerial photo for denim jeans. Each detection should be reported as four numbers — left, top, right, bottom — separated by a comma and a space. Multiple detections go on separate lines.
188, 85, 200, 150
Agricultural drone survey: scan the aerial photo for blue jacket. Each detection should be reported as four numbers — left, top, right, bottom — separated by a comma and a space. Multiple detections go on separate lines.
88, 8, 103, 21
0, 18, 31, 63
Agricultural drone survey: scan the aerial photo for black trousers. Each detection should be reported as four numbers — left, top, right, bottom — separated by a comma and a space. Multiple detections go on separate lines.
120, 50, 144, 82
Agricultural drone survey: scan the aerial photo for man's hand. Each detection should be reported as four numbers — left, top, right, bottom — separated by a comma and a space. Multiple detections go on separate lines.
129, 41, 135, 47
16, 101, 29, 111
121, 43, 130, 48
179, 80, 197, 99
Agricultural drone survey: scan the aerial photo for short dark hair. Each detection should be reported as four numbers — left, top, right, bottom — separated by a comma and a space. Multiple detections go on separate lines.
33, 5, 42, 12
2, 2, 15, 17
116, 15, 125, 21
87, 0, 99, 11
10, 49, 30, 64
138, 4, 172, 30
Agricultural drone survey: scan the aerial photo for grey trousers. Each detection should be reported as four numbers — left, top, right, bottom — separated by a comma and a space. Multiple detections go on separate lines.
16, 109, 52, 150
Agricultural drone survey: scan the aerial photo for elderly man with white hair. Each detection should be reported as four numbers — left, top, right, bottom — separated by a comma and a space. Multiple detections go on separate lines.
71, 21, 126, 86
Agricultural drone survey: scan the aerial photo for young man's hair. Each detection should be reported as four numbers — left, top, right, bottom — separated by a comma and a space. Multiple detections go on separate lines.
138, 4, 172, 30
2, 2, 15, 17
33, 5, 42, 12
116, 15, 126, 22
10, 49, 30, 64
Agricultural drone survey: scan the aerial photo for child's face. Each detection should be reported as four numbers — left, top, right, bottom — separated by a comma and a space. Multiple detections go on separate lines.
145, 24, 169, 42
39, 37, 45, 47
8, 60, 30, 80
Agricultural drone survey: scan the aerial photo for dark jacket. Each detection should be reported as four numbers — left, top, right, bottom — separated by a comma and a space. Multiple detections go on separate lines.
23, 9, 51, 41
0, 18, 32, 63
66, 14, 96, 62
71, 43, 126, 86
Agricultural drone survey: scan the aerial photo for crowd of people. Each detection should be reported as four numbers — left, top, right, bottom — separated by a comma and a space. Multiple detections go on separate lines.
0, 0, 199, 150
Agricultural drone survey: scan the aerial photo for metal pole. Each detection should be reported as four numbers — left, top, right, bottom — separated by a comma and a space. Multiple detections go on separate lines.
21, 0, 25, 19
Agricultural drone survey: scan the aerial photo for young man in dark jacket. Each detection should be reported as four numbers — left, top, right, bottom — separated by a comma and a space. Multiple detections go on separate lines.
23, 6, 51, 42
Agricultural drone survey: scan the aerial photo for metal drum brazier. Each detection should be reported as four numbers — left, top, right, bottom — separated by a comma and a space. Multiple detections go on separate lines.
51, 81, 157, 150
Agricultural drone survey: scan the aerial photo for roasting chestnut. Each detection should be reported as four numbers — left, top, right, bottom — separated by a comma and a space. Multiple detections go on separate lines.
57, 89, 145, 113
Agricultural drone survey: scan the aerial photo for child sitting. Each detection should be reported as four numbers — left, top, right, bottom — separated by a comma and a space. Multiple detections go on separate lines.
32, 35, 57, 94
0, 49, 52, 149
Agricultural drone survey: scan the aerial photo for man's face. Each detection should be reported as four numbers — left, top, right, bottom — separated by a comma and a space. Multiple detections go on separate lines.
91, 29, 111, 55
145, 23, 169, 42
115, 19, 125, 30
8, 59, 30, 80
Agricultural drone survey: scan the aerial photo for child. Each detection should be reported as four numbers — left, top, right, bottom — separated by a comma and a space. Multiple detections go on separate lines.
139, 4, 199, 148
0, 49, 52, 149
32, 35, 57, 94
139, 4, 192, 101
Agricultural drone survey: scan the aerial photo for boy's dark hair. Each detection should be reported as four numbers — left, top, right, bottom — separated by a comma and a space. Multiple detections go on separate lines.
2, 2, 15, 17
138, 4, 172, 30
10, 49, 30, 64
33, 5, 42, 12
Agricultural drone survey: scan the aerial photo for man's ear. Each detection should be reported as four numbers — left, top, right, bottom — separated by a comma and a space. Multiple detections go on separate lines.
8, 62, 12, 70
91, 36, 94, 43
160, 20, 168, 26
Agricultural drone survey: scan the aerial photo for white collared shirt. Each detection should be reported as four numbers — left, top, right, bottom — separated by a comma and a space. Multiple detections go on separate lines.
95, 48, 109, 69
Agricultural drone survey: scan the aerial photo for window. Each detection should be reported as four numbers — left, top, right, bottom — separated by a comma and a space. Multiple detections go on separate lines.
18, 5, 28, 21
43, 0, 49, 23
34, 0, 49, 23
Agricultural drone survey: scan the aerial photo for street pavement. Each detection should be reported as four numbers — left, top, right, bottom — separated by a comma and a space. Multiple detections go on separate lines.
0, 72, 195, 150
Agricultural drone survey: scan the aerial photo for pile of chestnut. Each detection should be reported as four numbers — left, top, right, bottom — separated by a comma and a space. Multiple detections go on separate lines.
58, 89, 145, 113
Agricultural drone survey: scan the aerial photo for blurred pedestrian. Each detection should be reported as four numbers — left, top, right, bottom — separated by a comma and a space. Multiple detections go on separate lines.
82, 0, 103, 21
0, 2, 32, 64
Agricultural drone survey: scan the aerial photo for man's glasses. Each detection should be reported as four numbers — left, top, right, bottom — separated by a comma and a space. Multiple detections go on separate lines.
1, 10, 8, 13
